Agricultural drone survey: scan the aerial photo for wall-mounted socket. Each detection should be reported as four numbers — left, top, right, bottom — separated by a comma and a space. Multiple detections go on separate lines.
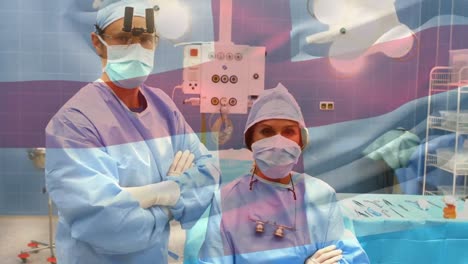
319, 101, 334, 111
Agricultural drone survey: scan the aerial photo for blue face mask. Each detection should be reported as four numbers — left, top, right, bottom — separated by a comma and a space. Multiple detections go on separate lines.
98, 35, 154, 89
251, 134, 302, 179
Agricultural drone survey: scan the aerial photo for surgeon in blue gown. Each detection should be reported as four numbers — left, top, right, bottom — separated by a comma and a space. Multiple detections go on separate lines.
45, 1, 220, 263
199, 84, 369, 263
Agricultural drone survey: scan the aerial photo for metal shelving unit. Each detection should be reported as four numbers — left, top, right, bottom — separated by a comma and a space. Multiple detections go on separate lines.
422, 66, 468, 197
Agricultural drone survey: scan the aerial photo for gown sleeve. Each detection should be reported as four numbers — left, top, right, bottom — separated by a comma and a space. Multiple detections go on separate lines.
304, 177, 370, 263
46, 109, 171, 255
325, 193, 370, 263
198, 190, 235, 264
165, 106, 221, 229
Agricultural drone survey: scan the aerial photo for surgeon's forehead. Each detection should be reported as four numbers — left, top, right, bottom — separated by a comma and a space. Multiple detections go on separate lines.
255, 119, 299, 128
103, 16, 147, 33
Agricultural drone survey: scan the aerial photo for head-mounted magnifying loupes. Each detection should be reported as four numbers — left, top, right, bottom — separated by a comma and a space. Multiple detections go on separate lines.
121, 6, 155, 35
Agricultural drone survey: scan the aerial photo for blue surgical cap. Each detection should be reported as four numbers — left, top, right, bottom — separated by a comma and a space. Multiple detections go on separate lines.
244, 83, 308, 148
96, 0, 153, 30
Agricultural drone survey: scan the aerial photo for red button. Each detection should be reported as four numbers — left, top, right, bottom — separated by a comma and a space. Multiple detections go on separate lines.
190, 48, 198, 57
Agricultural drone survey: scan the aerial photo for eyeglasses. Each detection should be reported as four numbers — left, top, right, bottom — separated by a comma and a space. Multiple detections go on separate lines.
101, 32, 159, 49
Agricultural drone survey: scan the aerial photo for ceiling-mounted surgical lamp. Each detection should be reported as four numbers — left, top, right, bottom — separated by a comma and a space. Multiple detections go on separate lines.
152, 0, 191, 41
306, 0, 415, 75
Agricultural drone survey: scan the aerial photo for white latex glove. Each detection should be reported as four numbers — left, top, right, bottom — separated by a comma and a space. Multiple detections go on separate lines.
167, 150, 195, 176
305, 245, 343, 264
122, 181, 181, 209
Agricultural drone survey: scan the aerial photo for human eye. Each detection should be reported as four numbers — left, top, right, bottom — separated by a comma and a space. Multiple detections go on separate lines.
116, 34, 131, 44
260, 128, 275, 137
141, 34, 154, 43
282, 127, 298, 137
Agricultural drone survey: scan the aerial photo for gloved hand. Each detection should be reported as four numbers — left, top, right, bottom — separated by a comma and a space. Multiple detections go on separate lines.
167, 150, 195, 176
305, 245, 342, 264
122, 181, 181, 209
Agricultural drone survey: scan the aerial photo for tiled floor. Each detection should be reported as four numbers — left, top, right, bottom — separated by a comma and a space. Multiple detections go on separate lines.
0, 216, 185, 264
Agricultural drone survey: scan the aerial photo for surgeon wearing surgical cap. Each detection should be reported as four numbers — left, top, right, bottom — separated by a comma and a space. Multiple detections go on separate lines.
45, 0, 220, 263
199, 84, 369, 263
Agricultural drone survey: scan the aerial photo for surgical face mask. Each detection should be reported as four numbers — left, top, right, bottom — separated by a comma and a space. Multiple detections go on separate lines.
251, 134, 302, 179
98, 35, 154, 89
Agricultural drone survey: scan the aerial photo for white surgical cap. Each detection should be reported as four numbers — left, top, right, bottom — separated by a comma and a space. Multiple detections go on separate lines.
96, 0, 153, 30
244, 83, 309, 148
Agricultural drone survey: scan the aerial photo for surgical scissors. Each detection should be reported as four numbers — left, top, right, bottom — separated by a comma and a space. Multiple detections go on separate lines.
405, 200, 425, 211
427, 200, 442, 208
355, 209, 369, 218
381, 209, 391, 217
352, 200, 365, 207
398, 204, 409, 212
382, 199, 393, 206
390, 208, 404, 218
363, 199, 384, 208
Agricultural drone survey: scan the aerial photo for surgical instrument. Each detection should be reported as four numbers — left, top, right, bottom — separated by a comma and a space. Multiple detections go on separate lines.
405, 200, 429, 211
427, 200, 442, 208
367, 207, 382, 217
381, 209, 391, 217
355, 209, 369, 218
405, 200, 423, 210
352, 200, 373, 217
353, 200, 366, 207
364, 199, 384, 208
417, 199, 429, 210
383, 199, 393, 206
390, 208, 404, 217
398, 204, 409, 212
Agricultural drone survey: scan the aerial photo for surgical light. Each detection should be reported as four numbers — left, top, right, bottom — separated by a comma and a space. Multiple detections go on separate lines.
153, 0, 190, 41
373, 24, 415, 59
306, 0, 415, 74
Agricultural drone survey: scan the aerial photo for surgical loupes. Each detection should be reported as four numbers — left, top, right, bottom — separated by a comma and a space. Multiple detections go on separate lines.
122, 6, 155, 35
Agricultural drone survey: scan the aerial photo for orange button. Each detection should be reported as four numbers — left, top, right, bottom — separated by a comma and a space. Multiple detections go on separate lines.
190, 48, 198, 57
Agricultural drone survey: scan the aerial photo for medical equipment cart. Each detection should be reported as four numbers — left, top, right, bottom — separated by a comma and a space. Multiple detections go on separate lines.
422, 66, 468, 197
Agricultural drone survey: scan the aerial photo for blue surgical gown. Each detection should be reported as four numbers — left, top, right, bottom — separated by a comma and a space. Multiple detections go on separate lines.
199, 173, 369, 263
45, 81, 220, 264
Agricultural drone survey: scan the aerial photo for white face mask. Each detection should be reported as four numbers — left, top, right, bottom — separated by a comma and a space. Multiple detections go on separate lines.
98, 35, 154, 89
251, 134, 302, 179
